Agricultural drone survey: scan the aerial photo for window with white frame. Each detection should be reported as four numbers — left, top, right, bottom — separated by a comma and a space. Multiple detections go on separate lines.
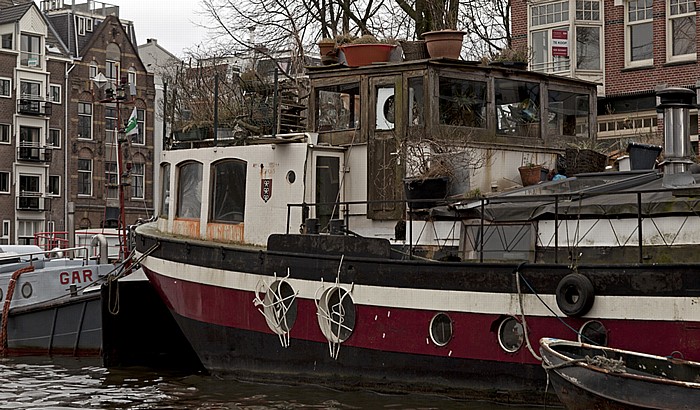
105, 161, 118, 199
0, 171, 9, 193
106, 60, 118, 83
1, 220, 9, 245
78, 158, 92, 196
667, 0, 696, 61
1, 34, 12, 50
626, 0, 653, 66
17, 220, 43, 245
576, 26, 601, 70
20, 81, 40, 99
105, 105, 117, 143
530, 1, 572, 73
48, 175, 60, 196
48, 128, 60, 148
78, 102, 92, 139
49, 84, 61, 103
132, 162, 144, 199
0, 124, 10, 144
128, 67, 136, 88
0, 78, 10, 97
86, 18, 93, 32
20, 33, 41, 68
89, 61, 98, 79
133, 108, 145, 145
76, 16, 85, 36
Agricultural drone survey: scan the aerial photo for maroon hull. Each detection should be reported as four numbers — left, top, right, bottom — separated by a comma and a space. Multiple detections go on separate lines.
145, 265, 700, 364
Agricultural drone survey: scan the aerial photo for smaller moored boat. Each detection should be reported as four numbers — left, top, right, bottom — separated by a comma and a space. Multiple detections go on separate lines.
539, 338, 700, 409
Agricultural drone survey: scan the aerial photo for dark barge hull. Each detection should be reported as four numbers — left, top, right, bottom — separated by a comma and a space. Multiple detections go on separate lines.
5, 292, 102, 356
136, 229, 700, 403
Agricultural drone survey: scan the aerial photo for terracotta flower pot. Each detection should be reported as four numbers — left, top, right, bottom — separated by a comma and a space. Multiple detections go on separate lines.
339, 44, 397, 67
422, 29, 466, 59
518, 165, 543, 186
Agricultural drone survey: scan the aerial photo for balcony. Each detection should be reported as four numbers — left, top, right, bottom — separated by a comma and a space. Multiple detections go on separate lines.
17, 98, 52, 116
16, 193, 49, 211
17, 142, 52, 162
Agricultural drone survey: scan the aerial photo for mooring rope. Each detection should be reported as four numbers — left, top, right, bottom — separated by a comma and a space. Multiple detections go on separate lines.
0, 265, 35, 355
514, 263, 542, 361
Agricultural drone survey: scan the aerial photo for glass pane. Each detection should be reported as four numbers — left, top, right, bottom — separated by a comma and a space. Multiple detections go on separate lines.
315, 156, 340, 231
438, 77, 487, 127
177, 162, 202, 218
548, 90, 590, 137
531, 31, 548, 72
577, 26, 601, 69
495, 79, 541, 137
161, 164, 170, 217
317, 83, 361, 132
672, 16, 696, 56
631, 22, 653, 61
375, 85, 395, 131
408, 77, 424, 126
211, 160, 247, 223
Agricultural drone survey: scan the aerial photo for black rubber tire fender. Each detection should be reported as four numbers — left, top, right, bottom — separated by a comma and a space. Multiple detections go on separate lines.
555, 273, 595, 317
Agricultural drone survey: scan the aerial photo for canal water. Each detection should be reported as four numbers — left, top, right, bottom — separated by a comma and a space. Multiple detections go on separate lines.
0, 356, 555, 409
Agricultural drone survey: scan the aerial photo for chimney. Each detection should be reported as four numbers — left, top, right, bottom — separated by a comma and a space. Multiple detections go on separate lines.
657, 87, 696, 187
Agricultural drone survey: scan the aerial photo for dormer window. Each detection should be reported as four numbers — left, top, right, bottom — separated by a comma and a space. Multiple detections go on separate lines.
76, 16, 85, 36
1, 34, 12, 50
20, 34, 41, 68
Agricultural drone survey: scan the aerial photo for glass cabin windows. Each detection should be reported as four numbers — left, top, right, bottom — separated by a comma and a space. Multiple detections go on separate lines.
438, 77, 487, 128
495, 79, 541, 137
210, 159, 247, 223
176, 162, 202, 219
316, 83, 361, 132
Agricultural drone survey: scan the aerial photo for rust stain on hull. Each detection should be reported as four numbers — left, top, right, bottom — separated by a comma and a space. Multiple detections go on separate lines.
173, 219, 201, 238
206, 222, 244, 243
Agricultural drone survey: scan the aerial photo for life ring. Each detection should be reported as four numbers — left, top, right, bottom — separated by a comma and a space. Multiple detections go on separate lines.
556, 273, 595, 317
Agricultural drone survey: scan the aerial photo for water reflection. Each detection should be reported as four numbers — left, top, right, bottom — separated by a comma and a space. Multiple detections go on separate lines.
0, 357, 548, 409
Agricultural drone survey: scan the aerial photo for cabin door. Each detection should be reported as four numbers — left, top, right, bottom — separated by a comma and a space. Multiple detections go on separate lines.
312, 151, 344, 232
368, 76, 403, 220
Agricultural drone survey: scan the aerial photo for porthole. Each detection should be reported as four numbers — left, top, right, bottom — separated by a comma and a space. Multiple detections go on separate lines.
498, 316, 524, 353
261, 280, 297, 334
579, 320, 608, 346
429, 312, 453, 346
317, 287, 356, 343
21, 282, 33, 299
286, 170, 296, 184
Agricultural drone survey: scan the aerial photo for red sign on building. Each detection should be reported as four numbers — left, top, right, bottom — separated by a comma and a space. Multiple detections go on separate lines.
552, 29, 569, 57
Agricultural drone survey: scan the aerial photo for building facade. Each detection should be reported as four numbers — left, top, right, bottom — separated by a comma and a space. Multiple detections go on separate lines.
512, 0, 698, 153
0, 0, 154, 245
42, 0, 155, 232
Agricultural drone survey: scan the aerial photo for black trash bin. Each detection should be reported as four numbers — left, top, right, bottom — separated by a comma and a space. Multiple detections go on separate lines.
627, 142, 662, 170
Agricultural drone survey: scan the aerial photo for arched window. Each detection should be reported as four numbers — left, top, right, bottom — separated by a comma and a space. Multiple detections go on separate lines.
160, 163, 170, 217
210, 159, 246, 223
176, 162, 202, 219
105, 43, 121, 83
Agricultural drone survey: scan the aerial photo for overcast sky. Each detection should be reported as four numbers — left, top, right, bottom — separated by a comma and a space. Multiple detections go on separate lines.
37, 0, 211, 57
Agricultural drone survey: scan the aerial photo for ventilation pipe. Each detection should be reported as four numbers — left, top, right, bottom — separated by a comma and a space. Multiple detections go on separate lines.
657, 87, 696, 188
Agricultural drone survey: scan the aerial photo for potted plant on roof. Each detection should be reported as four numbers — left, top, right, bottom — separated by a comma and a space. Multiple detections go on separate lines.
488, 45, 531, 69
339, 34, 397, 67
420, 0, 465, 59
518, 161, 544, 186
317, 37, 338, 65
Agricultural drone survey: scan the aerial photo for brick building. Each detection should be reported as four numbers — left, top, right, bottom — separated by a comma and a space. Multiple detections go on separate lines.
0, 0, 154, 245
511, 0, 698, 153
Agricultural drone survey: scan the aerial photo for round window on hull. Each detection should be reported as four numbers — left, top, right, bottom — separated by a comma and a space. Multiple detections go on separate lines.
579, 320, 608, 346
498, 316, 524, 353
21, 282, 32, 299
429, 313, 453, 347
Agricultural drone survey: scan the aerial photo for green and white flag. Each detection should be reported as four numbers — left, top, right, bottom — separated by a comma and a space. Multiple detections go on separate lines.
125, 107, 138, 137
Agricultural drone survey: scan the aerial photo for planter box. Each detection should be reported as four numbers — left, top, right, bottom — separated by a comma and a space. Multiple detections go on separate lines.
339, 44, 396, 67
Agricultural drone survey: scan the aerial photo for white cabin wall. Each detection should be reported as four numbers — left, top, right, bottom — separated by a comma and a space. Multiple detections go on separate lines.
468, 147, 559, 194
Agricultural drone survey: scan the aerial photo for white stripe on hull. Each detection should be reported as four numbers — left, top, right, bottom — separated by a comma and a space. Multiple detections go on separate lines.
142, 254, 700, 322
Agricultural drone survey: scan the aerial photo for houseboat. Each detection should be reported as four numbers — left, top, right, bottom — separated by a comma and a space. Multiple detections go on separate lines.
134, 59, 700, 403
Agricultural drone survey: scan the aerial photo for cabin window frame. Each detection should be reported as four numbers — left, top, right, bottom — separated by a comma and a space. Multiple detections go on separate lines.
176, 161, 202, 219
209, 159, 247, 224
